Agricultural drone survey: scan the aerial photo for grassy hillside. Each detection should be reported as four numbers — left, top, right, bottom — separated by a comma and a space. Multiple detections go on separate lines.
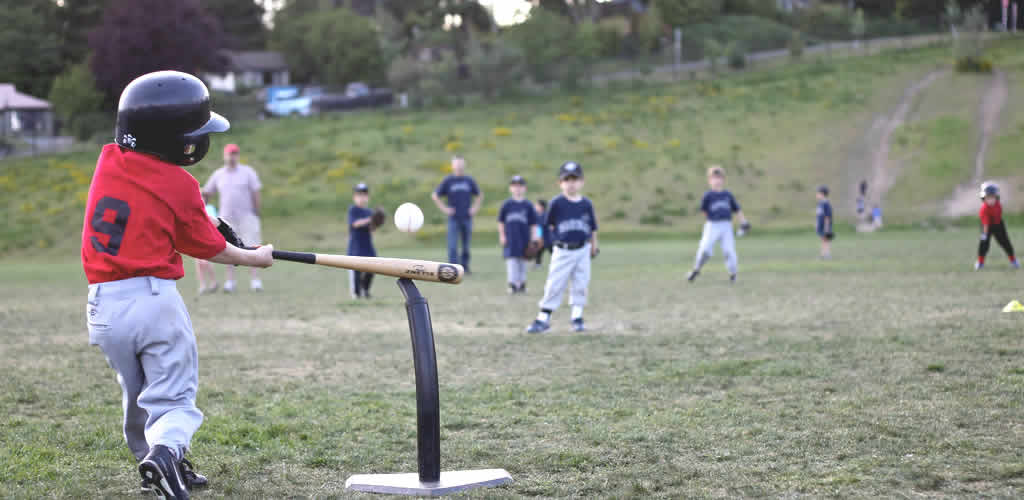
5, 37, 1024, 255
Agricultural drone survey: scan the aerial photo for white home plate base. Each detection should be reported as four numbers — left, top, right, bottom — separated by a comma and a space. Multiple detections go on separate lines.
345, 469, 512, 496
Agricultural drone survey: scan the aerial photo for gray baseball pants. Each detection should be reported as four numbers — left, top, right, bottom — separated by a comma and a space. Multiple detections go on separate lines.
695, 220, 738, 275
538, 243, 591, 311
86, 276, 203, 461
505, 257, 528, 286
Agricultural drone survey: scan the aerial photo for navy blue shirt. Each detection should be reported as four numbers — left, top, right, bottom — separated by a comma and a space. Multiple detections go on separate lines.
348, 205, 376, 257
498, 198, 538, 258
537, 209, 553, 245
816, 199, 833, 234
435, 175, 480, 219
545, 195, 598, 244
700, 190, 741, 221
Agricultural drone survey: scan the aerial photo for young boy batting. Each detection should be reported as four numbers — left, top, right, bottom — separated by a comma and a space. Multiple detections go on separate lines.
348, 183, 381, 298
498, 175, 540, 294
687, 166, 750, 283
976, 182, 1020, 270
816, 185, 834, 259
526, 162, 599, 333
82, 71, 273, 500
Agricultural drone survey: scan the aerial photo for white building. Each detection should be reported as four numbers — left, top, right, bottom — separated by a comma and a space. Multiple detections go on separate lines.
0, 84, 54, 136
204, 51, 290, 93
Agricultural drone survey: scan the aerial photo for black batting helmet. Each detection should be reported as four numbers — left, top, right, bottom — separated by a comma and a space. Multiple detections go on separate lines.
115, 71, 229, 166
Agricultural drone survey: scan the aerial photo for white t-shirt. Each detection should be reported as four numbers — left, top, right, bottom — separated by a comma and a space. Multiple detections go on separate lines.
203, 164, 262, 219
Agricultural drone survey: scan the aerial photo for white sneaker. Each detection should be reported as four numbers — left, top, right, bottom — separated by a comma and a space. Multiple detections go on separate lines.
251, 279, 263, 291
974, 262, 983, 271
223, 280, 236, 293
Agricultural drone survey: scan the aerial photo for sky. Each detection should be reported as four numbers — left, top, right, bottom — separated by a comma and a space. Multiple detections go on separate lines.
478, 0, 534, 26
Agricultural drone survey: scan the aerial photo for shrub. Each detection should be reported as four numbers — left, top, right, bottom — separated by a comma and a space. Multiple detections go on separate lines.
596, 16, 629, 57
466, 35, 526, 98
48, 62, 109, 140
955, 56, 993, 73
508, 9, 575, 83
726, 42, 746, 69
656, 0, 724, 27
704, 38, 723, 74
795, 3, 851, 40
788, 30, 804, 59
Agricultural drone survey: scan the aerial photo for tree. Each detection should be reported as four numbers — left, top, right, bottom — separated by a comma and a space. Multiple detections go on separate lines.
54, 0, 110, 66
655, 0, 724, 28
0, 0, 63, 98
204, 0, 268, 50
271, 7, 386, 85
850, 8, 866, 43
89, 0, 225, 101
49, 61, 109, 140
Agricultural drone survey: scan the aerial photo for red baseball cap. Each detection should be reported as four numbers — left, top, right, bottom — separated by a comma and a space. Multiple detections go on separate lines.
224, 143, 240, 154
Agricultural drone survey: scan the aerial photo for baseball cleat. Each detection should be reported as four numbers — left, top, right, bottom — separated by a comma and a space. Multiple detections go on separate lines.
223, 280, 236, 293
1013, 260, 1021, 269
687, 270, 700, 282
507, 284, 517, 295
974, 262, 984, 271
250, 279, 263, 291
729, 274, 737, 283
139, 445, 189, 500
140, 458, 207, 494
571, 318, 585, 332
526, 320, 550, 334
518, 283, 527, 294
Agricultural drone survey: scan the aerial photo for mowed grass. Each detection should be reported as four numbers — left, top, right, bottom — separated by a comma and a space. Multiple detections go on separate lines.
2, 231, 1023, 498
10, 37, 1024, 255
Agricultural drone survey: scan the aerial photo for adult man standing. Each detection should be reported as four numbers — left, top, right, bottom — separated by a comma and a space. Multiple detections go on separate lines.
431, 155, 483, 272
203, 144, 264, 292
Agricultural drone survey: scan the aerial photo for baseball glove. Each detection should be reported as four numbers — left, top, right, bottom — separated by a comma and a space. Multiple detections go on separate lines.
216, 217, 245, 248
524, 239, 543, 258
370, 208, 386, 230
738, 221, 752, 237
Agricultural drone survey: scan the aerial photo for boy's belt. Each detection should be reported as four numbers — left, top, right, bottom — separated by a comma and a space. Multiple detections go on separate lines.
554, 241, 586, 250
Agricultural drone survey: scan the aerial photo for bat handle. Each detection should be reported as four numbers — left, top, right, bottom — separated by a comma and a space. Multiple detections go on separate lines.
242, 247, 317, 264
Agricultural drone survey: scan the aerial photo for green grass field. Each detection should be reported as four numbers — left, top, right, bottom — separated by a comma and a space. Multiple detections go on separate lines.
7, 36, 1024, 255
3, 231, 1023, 498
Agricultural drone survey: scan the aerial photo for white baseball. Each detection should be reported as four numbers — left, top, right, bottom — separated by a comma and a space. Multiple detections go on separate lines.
394, 202, 424, 233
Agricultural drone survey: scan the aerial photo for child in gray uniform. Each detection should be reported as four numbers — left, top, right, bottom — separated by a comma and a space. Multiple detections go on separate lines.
526, 162, 599, 333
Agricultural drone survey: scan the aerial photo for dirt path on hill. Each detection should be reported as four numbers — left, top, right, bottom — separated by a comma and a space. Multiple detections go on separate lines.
944, 70, 1010, 217
852, 70, 946, 230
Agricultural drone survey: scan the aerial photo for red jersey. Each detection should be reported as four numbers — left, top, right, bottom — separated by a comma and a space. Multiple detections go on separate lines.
979, 200, 1003, 226
81, 144, 226, 284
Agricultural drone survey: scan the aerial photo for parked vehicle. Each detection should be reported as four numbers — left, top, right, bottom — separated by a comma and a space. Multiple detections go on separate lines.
262, 83, 393, 117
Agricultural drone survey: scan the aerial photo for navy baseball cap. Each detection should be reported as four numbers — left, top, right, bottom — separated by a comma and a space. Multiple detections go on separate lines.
353, 182, 369, 193
817, 185, 829, 196
559, 161, 583, 179
510, 175, 526, 185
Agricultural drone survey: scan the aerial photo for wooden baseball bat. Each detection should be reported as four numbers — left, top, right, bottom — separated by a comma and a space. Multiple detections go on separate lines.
269, 250, 464, 285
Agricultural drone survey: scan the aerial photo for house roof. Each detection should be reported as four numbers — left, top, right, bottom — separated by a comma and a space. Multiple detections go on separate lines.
0, 84, 51, 110
222, 51, 288, 72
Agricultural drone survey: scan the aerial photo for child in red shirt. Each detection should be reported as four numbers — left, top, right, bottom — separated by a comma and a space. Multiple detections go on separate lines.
976, 182, 1019, 270
83, 71, 273, 500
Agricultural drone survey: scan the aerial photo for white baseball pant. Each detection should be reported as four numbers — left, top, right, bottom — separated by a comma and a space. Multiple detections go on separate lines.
87, 276, 203, 461
538, 243, 591, 311
694, 220, 738, 275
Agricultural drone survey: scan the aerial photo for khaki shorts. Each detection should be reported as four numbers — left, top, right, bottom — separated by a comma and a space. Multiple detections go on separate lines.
224, 214, 261, 246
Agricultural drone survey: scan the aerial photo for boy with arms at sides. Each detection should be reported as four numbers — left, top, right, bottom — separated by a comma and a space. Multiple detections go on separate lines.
82, 72, 273, 500
498, 175, 540, 294
816, 185, 834, 259
526, 162, 599, 334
